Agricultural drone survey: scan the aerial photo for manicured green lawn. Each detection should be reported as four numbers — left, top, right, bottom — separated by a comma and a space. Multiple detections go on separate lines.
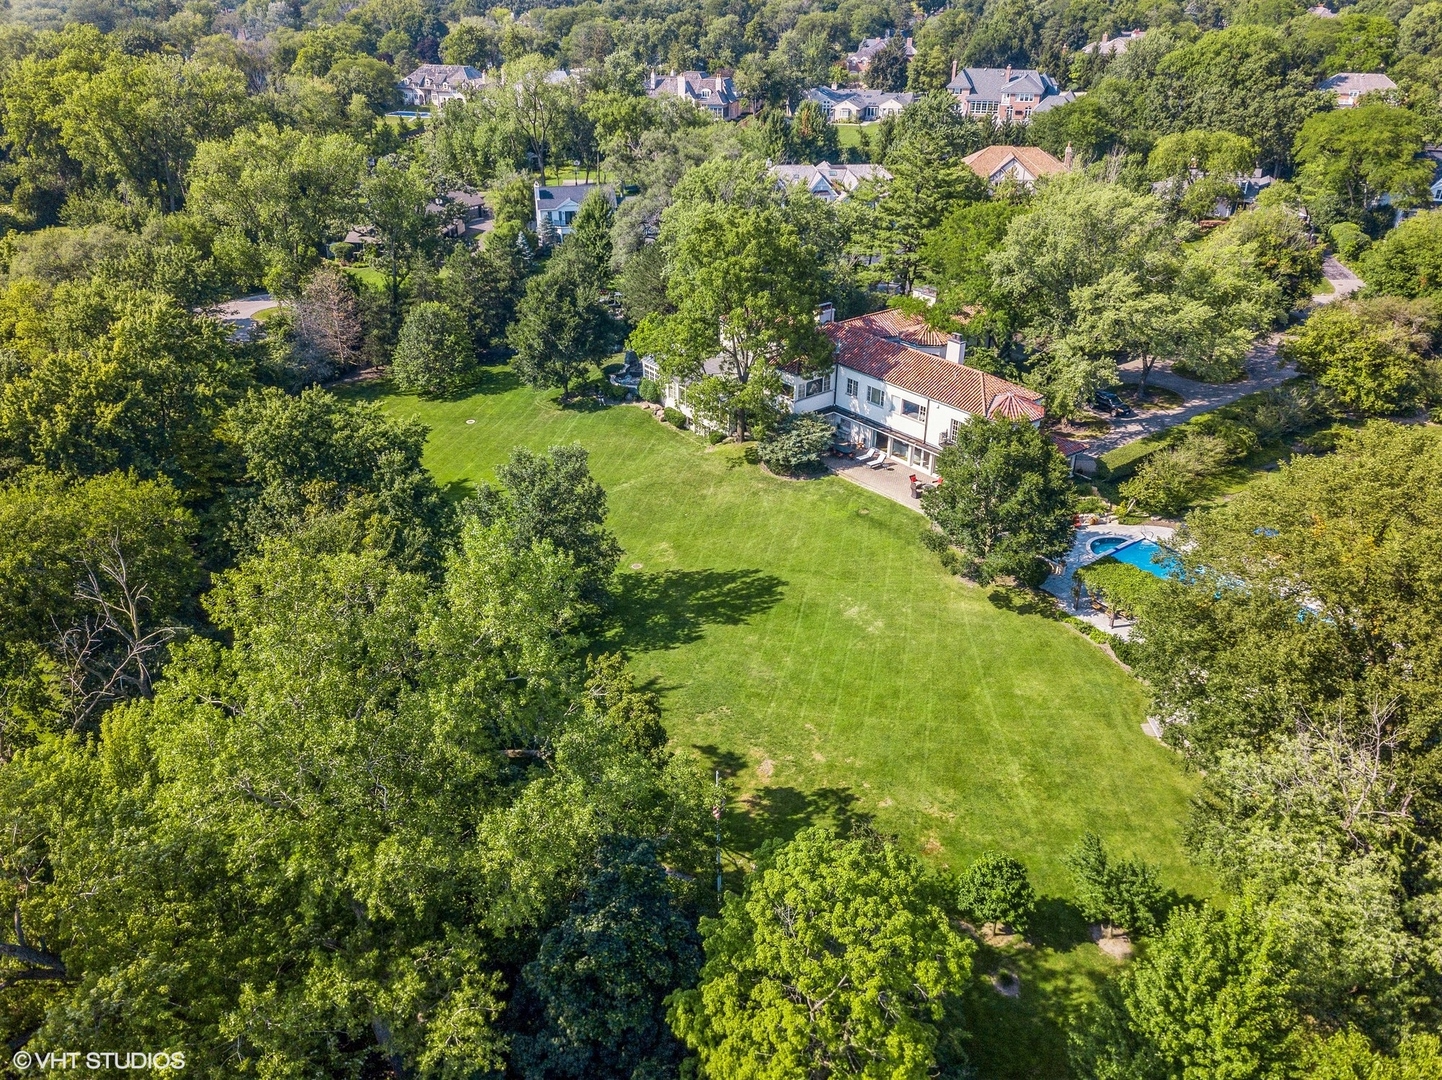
836, 121, 881, 149
358, 369, 1207, 1077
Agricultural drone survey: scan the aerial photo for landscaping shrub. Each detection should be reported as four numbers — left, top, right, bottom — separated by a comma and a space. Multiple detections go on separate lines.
707, 430, 726, 444
1066, 832, 1166, 937
1076, 557, 1164, 627
662, 407, 687, 428
637, 377, 661, 403
328, 241, 357, 263
755, 413, 834, 474
1328, 222, 1370, 263
957, 853, 1037, 933
1075, 495, 1111, 516
1186, 414, 1259, 461
1119, 433, 1228, 516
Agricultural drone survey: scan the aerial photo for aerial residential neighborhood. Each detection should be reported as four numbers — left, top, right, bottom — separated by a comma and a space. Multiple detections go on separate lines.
2, 0, 1441, 1076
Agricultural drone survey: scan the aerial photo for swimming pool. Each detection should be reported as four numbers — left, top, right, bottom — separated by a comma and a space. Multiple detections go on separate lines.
1096, 538, 1182, 580
1088, 535, 1130, 556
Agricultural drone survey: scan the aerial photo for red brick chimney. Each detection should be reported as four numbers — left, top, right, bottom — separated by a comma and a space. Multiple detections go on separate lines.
1064, 142, 1074, 168
951, 59, 958, 81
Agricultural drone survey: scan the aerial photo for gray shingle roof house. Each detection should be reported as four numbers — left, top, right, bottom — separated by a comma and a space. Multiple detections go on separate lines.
399, 65, 484, 107
845, 32, 916, 73
945, 64, 1072, 122
644, 71, 742, 119
533, 182, 616, 242
803, 86, 914, 122
1319, 72, 1398, 106
1082, 29, 1146, 55
770, 162, 892, 201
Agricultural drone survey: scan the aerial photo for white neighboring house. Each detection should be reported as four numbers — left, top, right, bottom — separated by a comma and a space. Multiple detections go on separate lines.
1320, 72, 1398, 106
643, 308, 1045, 476
399, 64, 484, 107
803, 86, 914, 123
770, 162, 891, 201
533, 182, 615, 241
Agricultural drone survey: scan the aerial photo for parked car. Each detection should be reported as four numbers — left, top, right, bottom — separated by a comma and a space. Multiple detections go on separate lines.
1094, 389, 1134, 417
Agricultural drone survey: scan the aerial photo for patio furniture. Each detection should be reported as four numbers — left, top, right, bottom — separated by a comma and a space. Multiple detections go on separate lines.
856, 447, 882, 467
867, 450, 889, 469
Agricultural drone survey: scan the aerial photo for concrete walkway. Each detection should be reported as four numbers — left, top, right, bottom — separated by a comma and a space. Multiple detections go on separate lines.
823, 455, 925, 512
1086, 336, 1296, 454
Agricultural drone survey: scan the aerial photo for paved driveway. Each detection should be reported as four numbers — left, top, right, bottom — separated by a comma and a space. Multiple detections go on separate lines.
1315, 255, 1363, 304
1086, 336, 1297, 454
205, 293, 278, 340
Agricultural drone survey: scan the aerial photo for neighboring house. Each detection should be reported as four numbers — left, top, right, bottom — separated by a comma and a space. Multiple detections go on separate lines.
1427, 146, 1442, 205
770, 161, 892, 201
1308, 4, 1337, 15
1150, 168, 1276, 217
431, 190, 488, 240
399, 64, 484, 107
962, 144, 1069, 188
644, 308, 1044, 476
1320, 72, 1398, 106
644, 71, 742, 119
804, 86, 914, 122
945, 64, 1075, 121
1082, 29, 1146, 55
533, 182, 615, 240
845, 32, 916, 73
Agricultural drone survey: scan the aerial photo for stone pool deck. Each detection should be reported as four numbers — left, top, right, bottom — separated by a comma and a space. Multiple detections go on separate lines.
1043, 523, 1176, 638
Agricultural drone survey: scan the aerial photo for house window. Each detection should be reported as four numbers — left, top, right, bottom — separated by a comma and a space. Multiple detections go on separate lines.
1016, 93, 1035, 102
890, 438, 910, 458
900, 399, 925, 420
970, 101, 998, 115
846, 377, 859, 398
866, 385, 885, 406
803, 376, 827, 398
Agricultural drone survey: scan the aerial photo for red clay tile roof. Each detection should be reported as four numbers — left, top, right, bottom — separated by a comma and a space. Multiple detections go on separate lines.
1050, 433, 1090, 456
826, 313, 1045, 422
885, 353, 1045, 421
827, 309, 950, 348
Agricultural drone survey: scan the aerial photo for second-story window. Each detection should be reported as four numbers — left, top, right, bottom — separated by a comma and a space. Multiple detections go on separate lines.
866, 385, 885, 406
900, 399, 925, 420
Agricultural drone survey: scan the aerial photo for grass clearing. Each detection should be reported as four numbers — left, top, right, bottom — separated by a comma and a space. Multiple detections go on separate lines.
356, 368, 1209, 1077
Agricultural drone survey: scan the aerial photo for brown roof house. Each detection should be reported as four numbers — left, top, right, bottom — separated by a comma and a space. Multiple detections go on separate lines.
963, 145, 1070, 188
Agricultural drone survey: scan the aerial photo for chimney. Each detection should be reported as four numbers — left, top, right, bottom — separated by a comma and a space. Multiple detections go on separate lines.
951, 59, 958, 81
817, 303, 835, 325
677, 72, 686, 99
1004, 64, 1012, 81
1064, 142, 1074, 168
945, 334, 965, 365
1101, 31, 1109, 42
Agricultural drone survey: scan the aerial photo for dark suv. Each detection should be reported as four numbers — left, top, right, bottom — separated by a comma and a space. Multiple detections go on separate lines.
1094, 389, 1134, 417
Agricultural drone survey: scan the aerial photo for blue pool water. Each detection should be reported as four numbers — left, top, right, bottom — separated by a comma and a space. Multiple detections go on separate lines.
1103, 538, 1182, 579
1088, 536, 1129, 556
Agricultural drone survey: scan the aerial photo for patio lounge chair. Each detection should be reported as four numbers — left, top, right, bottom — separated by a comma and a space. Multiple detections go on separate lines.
867, 450, 889, 469
856, 447, 882, 467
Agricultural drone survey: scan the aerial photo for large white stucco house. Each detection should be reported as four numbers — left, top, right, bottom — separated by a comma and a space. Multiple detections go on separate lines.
645, 308, 1045, 475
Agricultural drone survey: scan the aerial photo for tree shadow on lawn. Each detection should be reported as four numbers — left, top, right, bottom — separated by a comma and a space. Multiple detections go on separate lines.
987, 586, 1066, 621
437, 362, 522, 401
962, 897, 1114, 1080
604, 568, 786, 651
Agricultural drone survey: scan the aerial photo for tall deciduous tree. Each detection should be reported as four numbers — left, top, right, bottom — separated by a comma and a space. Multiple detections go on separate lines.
393, 300, 475, 396
628, 201, 832, 392
188, 124, 366, 293
509, 244, 616, 401
921, 416, 1075, 585
361, 156, 439, 329
292, 266, 365, 378
1293, 104, 1433, 226
470, 443, 622, 605
1282, 297, 1440, 415
668, 827, 974, 1079
1069, 901, 1300, 1080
